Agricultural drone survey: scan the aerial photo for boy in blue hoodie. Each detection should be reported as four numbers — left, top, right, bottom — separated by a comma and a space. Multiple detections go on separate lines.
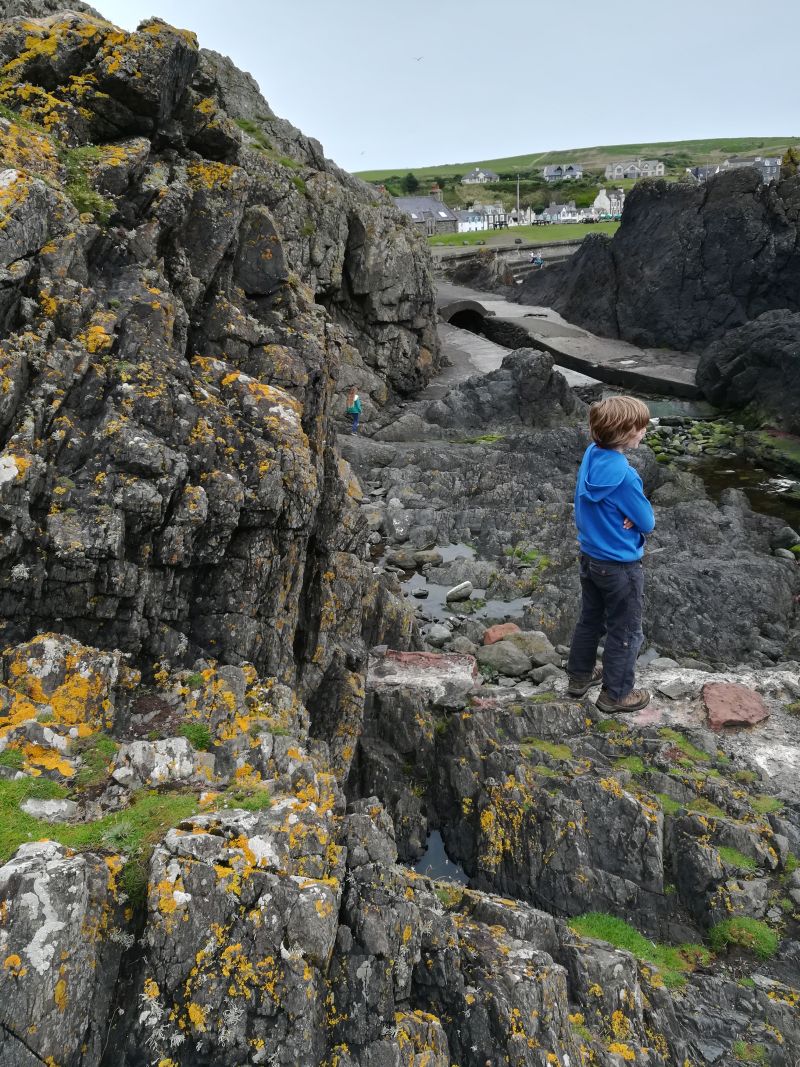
566, 396, 654, 713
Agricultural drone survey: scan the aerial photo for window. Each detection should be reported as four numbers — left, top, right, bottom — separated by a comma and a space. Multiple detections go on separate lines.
438, 211, 448, 218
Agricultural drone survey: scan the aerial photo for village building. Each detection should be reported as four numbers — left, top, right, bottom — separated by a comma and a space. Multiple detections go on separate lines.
604, 158, 665, 180
542, 163, 583, 182
392, 186, 458, 235
461, 167, 499, 184
685, 155, 782, 184
455, 209, 488, 232
539, 200, 582, 223
592, 187, 625, 217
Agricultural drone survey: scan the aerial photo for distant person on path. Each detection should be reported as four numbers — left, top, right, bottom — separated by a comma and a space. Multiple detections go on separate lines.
346, 387, 362, 435
566, 396, 654, 713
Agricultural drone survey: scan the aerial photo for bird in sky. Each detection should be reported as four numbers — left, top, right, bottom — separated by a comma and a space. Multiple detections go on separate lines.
414, 56, 424, 61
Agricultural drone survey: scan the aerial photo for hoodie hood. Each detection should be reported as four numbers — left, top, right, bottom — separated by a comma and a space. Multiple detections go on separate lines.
578, 443, 628, 502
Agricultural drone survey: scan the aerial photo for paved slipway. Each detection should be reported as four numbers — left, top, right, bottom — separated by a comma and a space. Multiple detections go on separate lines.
436, 281, 700, 399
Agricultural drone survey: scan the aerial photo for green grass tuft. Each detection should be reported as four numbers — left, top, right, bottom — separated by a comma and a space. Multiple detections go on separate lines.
63, 145, 114, 223
655, 792, 682, 816
658, 728, 711, 763
717, 846, 757, 872
732, 1040, 768, 1064
221, 785, 272, 811
708, 917, 779, 960
72, 733, 118, 789
179, 722, 212, 751
0, 779, 200, 905
568, 912, 710, 988
614, 756, 646, 775
751, 795, 783, 815
0, 746, 25, 771
521, 737, 572, 760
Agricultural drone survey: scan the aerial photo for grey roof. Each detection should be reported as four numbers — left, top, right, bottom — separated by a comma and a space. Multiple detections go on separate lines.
543, 163, 582, 176
463, 167, 499, 180
392, 196, 458, 221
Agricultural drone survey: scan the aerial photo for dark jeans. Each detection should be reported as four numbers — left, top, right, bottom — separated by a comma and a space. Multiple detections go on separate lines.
350, 411, 359, 433
567, 553, 645, 701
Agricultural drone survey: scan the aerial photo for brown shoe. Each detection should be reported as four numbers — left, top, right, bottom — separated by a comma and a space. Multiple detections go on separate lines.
596, 688, 650, 714
567, 665, 603, 697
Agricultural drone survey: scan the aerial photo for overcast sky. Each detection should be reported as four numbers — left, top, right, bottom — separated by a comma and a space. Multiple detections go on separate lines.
96, 0, 799, 173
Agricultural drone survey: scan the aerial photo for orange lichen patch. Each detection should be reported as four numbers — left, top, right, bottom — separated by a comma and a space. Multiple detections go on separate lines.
0, 168, 34, 222
77, 311, 116, 354
1, 638, 117, 738
105, 855, 123, 897
0, 120, 60, 182
143, 977, 160, 1000
187, 160, 237, 191
3, 953, 27, 978
21, 742, 75, 778
186, 1001, 207, 1031
195, 97, 215, 115
54, 977, 67, 1011
607, 1043, 636, 1061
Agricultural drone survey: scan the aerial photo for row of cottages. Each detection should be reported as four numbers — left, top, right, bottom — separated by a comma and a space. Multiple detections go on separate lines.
538, 187, 626, 223
392, 187, 458, 235
461, 166, 499, 184
604, 158, 665, 180
542, 163, 583, 182
455, 202, 512, 231
686, 154, 782, 184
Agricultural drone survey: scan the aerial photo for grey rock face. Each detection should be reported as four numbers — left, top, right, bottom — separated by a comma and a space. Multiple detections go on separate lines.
697, 310, 800, 433
0, 841, 126, 1067
0, 6, 432, 717
516, 169, 800, 352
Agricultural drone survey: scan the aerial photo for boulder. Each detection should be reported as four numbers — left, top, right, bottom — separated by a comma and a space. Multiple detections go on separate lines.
475, 639, 532, 677
445, 580, 473, 602
702, 682, 770, 729
697, 311, 800, 433
483, 622, 521, 645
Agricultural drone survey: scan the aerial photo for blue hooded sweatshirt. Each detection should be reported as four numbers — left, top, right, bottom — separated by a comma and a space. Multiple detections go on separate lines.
574, 443, 655, 561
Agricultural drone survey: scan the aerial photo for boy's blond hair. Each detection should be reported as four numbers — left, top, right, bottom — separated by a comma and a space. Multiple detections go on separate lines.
588, 396, 650, 448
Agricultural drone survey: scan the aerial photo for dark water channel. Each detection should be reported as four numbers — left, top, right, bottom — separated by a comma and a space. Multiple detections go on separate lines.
639, 395, 800, 528
413, 830, 469, 884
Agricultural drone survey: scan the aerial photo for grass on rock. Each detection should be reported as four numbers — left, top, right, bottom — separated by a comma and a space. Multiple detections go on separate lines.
179, 721, 212, 751
569, 912, 711, 988
708, 917, 778, 959
658, 728, 712, 763
717, 846, 757, 872
521, 737, 572, 761
751, 795, 783, 815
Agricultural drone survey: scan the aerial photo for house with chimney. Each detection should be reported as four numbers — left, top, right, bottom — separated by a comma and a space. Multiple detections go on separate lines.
542, 163, 583, 182
392, 186, 458, 235
461, 167, 499, 184
604, 158, 665, 180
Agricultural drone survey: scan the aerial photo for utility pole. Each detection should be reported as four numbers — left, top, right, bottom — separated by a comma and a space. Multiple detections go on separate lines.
516, 173, 520, 226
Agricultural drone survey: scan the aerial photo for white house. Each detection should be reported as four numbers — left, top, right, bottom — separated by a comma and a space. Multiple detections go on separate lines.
461, 167, 499, 184
592, 187, 625, 217
604, 159, 665, 180
542, 163, 583, 182
455, 209, 488, 232
539, 200, 582, 223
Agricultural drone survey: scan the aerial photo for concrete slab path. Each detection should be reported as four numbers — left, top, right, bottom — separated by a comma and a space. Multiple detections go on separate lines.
436, 282, 701, 399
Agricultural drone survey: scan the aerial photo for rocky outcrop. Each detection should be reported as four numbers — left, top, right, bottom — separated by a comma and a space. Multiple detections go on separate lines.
515, 169, 800, 352
0, 4, 437, 709
696, 310, 800, 433
374, 348, 584, 442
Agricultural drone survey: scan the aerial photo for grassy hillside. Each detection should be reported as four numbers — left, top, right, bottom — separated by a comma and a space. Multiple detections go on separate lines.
356, 136, 794, 183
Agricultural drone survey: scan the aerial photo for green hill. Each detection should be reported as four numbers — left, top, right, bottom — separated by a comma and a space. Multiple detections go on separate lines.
355, 137, 795, 183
